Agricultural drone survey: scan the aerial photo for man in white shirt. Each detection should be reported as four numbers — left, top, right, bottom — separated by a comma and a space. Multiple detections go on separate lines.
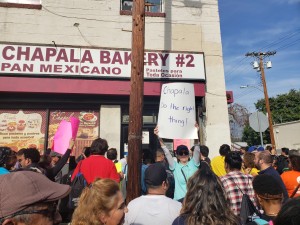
124, 163, 182, 225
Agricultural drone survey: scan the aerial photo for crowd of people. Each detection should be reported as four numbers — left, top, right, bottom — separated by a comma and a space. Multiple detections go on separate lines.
0, 131, 300, 225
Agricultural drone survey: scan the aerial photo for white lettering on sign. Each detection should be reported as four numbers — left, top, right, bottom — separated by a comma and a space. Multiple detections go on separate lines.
0, 44, 206, 80
157, 83, 198, 139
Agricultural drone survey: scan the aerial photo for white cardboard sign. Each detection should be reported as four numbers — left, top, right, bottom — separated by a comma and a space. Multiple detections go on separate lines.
157, 83, 198, 139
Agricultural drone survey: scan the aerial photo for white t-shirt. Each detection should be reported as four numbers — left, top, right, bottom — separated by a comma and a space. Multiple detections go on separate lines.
124, 195, 182, 225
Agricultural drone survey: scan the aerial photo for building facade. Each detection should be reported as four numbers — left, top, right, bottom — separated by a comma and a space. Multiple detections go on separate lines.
0, 0, 230, 158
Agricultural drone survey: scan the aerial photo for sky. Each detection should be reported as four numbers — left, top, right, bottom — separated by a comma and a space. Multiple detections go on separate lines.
218, 0, 300, 113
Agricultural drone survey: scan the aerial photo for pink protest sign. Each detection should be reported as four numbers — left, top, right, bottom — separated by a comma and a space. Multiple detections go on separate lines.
70, 117, 80, 139
173, 139, 191, 151
53, 120, 72, 154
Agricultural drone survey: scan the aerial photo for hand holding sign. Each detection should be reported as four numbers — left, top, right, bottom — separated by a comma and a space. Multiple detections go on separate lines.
157, 83, 198, 139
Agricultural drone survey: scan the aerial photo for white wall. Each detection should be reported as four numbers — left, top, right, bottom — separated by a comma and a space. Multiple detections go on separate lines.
100, 105, 121, 159
274, 121, 300, 150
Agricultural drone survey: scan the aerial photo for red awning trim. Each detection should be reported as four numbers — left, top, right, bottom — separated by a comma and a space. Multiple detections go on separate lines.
0, 76, 205, 97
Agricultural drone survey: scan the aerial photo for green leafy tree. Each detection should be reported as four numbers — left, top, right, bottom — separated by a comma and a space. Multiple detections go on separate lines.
242, 125, 270, 146
255, 89, 300, 123
242, 89, 300, 146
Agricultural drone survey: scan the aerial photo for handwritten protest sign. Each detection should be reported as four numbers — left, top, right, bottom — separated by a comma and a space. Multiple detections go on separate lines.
157, 83, 198, 139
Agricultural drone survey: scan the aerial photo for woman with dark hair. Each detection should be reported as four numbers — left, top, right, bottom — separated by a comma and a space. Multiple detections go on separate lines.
0, 146, 16, 175
71, 178, 128, 225
172, 166, 240, 225
281, 149, 300, 197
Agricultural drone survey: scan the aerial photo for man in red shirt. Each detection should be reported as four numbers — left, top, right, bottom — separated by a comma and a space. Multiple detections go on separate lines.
71, 138, 120, 184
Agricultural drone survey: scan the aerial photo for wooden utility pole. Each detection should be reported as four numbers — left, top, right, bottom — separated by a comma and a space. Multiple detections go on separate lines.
126, 0, 145, 203
259, 53, 276, 150
245, 51, 276, 149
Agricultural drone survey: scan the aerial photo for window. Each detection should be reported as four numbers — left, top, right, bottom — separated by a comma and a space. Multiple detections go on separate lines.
120, 0, 165, 17
0, 0, 41, 9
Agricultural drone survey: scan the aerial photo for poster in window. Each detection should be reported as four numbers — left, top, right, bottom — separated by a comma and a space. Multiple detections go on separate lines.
48, 110, 99, 156
0, 110, 47, 152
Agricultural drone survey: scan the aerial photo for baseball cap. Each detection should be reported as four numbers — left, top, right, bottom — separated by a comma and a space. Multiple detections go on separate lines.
144, 163, 167, 186
257, 146, 265, 151
247, 146, 257, 153
0, 171, 71, 218
176, 145, 189, 153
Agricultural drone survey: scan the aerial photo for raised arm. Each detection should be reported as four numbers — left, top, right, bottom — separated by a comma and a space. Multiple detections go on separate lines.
192, 145, 200, 166
154, 126, 175, 169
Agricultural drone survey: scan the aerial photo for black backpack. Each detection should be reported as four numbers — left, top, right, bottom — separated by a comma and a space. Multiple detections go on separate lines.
232, 178, 261, 225
240, 193, 261, 224
68, 162, 87, 209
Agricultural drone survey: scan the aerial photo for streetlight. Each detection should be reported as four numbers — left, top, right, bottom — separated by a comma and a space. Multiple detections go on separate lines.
240, 85, 263, 92
245, 51, 276, 150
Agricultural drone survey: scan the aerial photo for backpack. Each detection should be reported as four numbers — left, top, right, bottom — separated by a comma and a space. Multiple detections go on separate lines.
240, 193, 261, 225
68, 162, 87, 209
231, 178, 260, 225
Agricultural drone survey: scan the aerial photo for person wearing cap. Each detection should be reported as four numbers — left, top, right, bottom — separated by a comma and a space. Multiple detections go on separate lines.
254, 150, 289, 202
246, 174, 284, 225
124, 163, 181, 225
0, 170, 70, 225
0, 147, 16, 175
154, 127, 200, 201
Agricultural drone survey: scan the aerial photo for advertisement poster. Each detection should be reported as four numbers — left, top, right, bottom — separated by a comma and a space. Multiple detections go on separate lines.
48, 110, 99, 156
0, 110, 47, 151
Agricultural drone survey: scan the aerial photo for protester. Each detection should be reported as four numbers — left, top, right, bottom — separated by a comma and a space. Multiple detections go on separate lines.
211, 144, 231, 176
273, 197, 300, 225
71, 138, 120, 184
240, 146, 247, 158
16, 148, 45, 174
281, 149, 300, 197
155, 148, 175, 199
71, 179, 127, 225
243, 152, 259, 176
125, 163, 181, 225
254, 150, 289, 201
199, 145, 211, 165
154, 126, 200, 201
0, 171, 70, 225
107, 148, 124, 180
172, 164, 240, 225
246, 174, 284, 225
276, 147, 289, 174
220, 151, 256, 216
0, 146, 16, 175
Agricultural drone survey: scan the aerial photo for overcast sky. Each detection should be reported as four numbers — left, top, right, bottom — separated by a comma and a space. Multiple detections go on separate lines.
218, 0, 300, 112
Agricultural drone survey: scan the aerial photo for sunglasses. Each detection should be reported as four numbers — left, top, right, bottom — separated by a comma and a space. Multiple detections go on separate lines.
177, 151, 189, 156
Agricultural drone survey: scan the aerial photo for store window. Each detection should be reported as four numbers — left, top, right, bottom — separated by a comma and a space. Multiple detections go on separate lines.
120, 0, 165, 17
0, 0, 42, 9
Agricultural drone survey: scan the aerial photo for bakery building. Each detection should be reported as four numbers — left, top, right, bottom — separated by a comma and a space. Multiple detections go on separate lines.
0, 0, 230, 158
